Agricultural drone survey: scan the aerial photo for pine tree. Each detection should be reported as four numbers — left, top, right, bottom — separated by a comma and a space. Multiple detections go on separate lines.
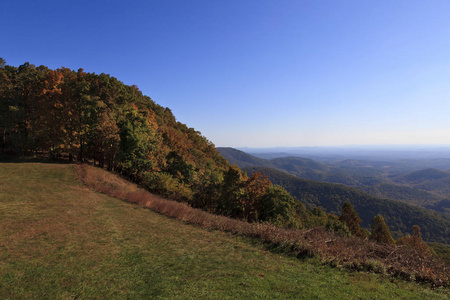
339, 202, 367, 239
370, 214, 395, 244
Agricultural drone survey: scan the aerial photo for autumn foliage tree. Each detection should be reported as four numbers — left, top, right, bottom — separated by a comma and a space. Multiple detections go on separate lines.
241, 172, 271, 221
396, 225, 432, 257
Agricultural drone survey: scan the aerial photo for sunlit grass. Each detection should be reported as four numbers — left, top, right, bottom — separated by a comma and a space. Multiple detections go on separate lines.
0, 163, 448, 299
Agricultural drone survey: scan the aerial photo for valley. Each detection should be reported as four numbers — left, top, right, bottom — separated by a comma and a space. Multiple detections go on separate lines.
218, 147, 450, 243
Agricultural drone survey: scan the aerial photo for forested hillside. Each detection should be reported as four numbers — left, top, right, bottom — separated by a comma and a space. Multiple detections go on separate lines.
0, 60, 234, 198
0, 60, 307, 227
392, 169, 450, 198
244, 166, 450, 243
219, 147, 450, 211
360, 184, 446, 207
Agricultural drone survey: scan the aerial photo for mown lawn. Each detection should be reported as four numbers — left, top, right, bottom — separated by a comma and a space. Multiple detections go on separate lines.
0, 162, 448, 299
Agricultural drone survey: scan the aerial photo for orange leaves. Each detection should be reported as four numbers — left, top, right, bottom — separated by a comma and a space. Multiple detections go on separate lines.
246, 172, 270, 195
42, 69, 64, 96
238, 172, 272, 222
396, 226, 432, 257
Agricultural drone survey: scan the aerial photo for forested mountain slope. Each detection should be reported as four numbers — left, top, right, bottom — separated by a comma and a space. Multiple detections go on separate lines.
244, 166, 450, 244
0, 60, 230, 201
216, 147, 270, 168
359, 184, 447, 207
392, 169, 450, 198
220, 147, 450, 211
394, 168, 450, 184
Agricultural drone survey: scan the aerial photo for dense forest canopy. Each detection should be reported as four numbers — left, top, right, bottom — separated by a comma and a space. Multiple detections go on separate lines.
0, 60, 227, 174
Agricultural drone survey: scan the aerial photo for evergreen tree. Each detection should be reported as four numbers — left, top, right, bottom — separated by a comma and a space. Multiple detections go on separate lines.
339, 202, 367, 239
370, 214, 395, 244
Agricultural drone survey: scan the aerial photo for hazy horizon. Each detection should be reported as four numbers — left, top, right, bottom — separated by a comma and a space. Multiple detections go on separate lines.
234, 144, 450, 161
236, 143, 450, 150
2, 1, 450, 148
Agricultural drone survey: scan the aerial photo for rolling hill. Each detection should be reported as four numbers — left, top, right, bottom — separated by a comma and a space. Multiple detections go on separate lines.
243, 166, 450, 244
218, 147, 331, 180
392, 169, 450, 198
215, 147, 270, 168
393, 168, 450, 185
220, 147, 450, 211
359, 183, 447, 207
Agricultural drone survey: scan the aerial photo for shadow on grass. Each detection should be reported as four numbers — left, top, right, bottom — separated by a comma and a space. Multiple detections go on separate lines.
0, 154, 73, 164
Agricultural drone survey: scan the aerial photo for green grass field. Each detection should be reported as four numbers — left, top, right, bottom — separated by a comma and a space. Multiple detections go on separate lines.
0, 162, 448, 299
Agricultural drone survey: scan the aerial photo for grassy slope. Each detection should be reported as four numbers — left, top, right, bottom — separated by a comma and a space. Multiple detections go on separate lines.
0, 163, 448, 299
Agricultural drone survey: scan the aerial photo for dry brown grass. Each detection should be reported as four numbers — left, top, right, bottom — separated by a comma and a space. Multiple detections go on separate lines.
76, 163, 139, 197
76, 164, 449, 287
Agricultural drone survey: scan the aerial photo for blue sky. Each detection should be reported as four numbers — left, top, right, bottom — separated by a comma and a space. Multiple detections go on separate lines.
2, 0, 450, 147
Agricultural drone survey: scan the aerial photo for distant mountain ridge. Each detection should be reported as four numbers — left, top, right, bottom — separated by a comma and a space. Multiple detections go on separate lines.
218, 147, 450, 243
243, 166, 450, 243
218, 147, 331, 180
218, 147, 450, 210
393, 168, 450, 184
215, 147, 269, 168
359, 183, 446, 207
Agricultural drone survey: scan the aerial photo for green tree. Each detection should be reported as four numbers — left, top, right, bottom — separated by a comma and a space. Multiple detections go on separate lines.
339, 202, 367, 239
326, 214, 351, 237
216, 165, 245, 217
165, 151, 196, 184
116, 104, 161, 179
0, 61, 14, 152
259, 185, 297, 226
9, 63, 45, 155
370, 214, 395, 244
191, 171, 223, 212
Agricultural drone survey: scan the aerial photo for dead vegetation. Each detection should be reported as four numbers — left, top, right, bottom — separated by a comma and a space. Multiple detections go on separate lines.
76, 164, 449, 287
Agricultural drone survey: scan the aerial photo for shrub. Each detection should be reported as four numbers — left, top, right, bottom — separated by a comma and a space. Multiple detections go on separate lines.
325, 215, 350, 237
141, 171, 193, 201
396, 225, 432, 257
364, 259, 386, 274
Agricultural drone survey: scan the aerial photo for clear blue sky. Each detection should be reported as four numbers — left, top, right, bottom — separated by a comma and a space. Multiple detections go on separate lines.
2, 0, 450, 147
